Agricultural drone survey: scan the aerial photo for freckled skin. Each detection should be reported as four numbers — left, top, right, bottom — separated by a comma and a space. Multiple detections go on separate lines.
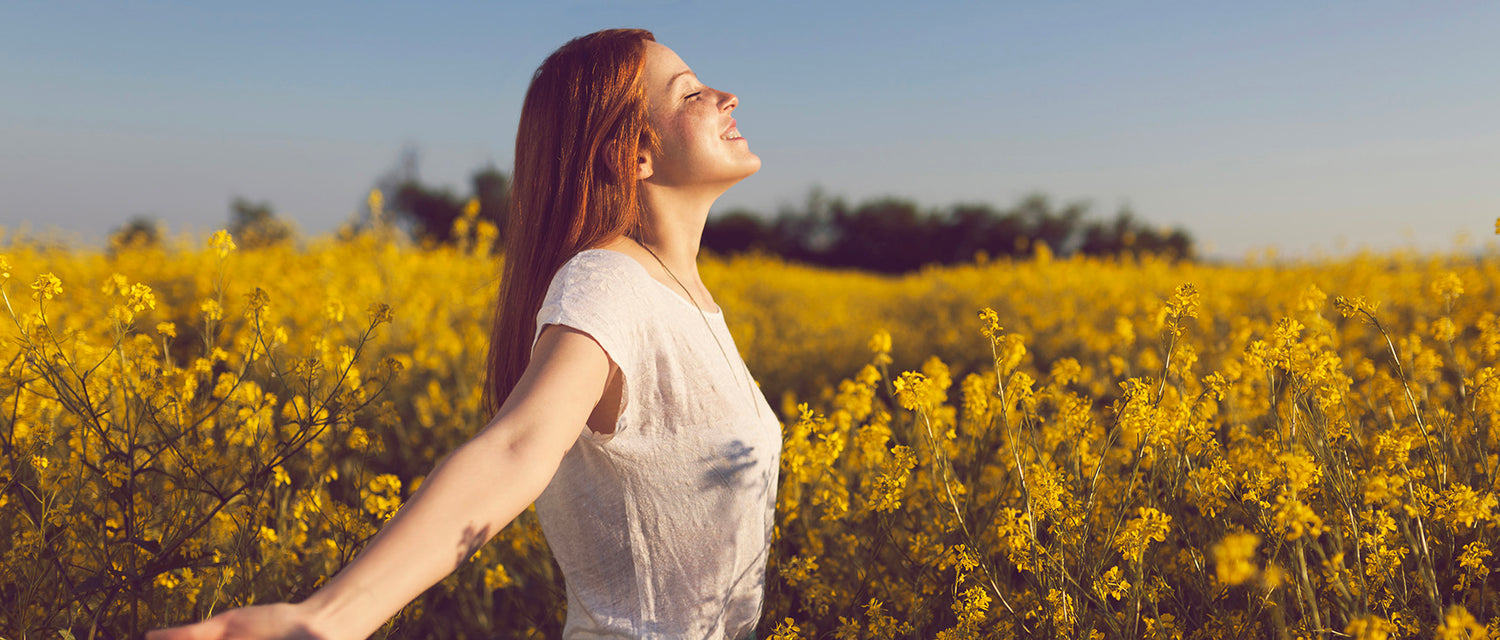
638, 41, 760, 191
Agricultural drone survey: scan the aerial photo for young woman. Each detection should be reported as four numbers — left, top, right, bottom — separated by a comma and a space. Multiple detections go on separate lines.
148, 28, 779, 640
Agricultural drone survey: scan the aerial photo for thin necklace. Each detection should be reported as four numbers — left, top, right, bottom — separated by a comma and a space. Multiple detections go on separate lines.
639, 243, 773, 636
640, 243, 762, 419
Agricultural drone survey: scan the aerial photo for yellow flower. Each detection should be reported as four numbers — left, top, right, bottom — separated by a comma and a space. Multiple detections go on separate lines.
31, 272, 62, 301
1212, 532, 1260, 586
367, 302, 393, 325
111, 281, 157, 324
1345, 615, 1396, 640
474, 220, 499, 251
1274, 496, 1325, 541
200, 298, 223, 322
155, 571, 182, 590
1115, 316, 1136, 345
953, 586, 991, 626
892, 371, 930, 411
1432, 317, 1457, 342
870, 445, 916, 512
1436, 605, 1485, 640
1094, 566, 1131, 600
362, 473, 403, 521
209, 229, 237, 258
102, 272, 129, 295
324, 299, 345, 323
1456, 541, 1491, 592
780, 555, 819, 587
768, 618, 803, 640
1296, 283, 1327, 313
0, 254, 10, 281
1435, 483, 1496, 528
867, 329, 893, 368
1333, 295, 1379, 318
368, 188, 385, 216
978, 307, 1003, 339
1430, 272, 1464, 302
1115, 507, 1172, 562
1168, 282, 1200, 320
245, 287, 270, 318
996, 333, 1027, 375
484, 562, 514, 590
1050, 357, 1082, 386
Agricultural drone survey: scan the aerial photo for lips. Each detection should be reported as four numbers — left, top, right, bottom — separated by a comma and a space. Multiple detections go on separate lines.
722, 119, 743, 140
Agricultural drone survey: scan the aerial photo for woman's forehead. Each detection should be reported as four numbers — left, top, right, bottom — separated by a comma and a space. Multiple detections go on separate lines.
644, 41, 692, 90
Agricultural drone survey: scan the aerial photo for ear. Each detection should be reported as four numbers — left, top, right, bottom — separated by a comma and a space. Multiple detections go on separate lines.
601, 140, 653, 181
636, 146, 654, 181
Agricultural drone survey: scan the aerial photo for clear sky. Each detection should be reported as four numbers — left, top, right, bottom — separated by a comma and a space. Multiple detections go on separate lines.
3, 1, 1496, 259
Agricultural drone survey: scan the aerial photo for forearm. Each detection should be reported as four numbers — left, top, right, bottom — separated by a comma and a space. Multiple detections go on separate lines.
296, 431, 563, 640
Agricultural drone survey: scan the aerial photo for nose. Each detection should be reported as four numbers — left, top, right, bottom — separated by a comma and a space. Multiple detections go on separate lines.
720, 90, 738, 112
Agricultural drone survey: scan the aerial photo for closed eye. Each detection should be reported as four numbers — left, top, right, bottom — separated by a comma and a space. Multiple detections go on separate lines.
684, 91, 701, 101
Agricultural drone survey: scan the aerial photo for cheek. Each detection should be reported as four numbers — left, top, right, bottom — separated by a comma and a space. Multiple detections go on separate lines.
658, 117, 705, 160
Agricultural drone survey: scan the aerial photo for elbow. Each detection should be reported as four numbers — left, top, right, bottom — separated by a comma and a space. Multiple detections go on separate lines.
468, 419, 575, 491
500, 433, 573, 479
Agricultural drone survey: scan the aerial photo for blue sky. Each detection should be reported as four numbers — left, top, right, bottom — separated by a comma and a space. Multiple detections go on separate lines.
2, 1, 1496, 259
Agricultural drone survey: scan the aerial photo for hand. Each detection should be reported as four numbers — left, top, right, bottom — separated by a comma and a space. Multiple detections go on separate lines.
146, 603, 328, 640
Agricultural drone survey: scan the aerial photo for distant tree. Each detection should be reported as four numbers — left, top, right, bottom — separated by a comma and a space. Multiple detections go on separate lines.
1013, 194, 1087, 255
768, 188, 844, 262
108, 216, 162, 253
228, 197, 295, 248
392, 180, 466, 244
354, 144, 423, 238
1076, 207, 1194, 260
939, 202, 1020, 262
366, 146, 512, 248
702, 209, 770, 255
826, 197, 934, 273
701, 188, 1195, 271
470, 164, 511, 247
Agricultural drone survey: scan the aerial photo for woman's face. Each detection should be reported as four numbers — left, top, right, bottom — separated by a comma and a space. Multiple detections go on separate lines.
639, 41, 760, 189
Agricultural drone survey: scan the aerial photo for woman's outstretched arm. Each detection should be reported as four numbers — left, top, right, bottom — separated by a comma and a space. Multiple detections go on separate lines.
148, 324, 614, 640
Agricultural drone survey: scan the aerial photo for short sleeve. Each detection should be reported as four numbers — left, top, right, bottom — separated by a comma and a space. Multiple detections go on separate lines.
531, 251, 644, 436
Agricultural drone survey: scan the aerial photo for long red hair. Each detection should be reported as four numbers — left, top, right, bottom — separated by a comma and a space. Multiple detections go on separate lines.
483, 28, 660, 415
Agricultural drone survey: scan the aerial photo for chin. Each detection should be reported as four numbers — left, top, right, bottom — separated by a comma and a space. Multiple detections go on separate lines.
739, 155, 762, 177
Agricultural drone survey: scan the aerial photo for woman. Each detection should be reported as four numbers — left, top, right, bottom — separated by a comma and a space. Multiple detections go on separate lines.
149, 28, 779, 640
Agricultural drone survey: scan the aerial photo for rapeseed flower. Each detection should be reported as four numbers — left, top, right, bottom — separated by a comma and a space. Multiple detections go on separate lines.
1212, 533, 1259, 585
30, 272, 62, 301
209, 229, 237, 258
768, 618, 802, 640
6, 227, 1499, 638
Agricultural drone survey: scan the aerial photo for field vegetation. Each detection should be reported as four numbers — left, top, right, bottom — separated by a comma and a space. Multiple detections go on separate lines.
2, 209, 1498, 639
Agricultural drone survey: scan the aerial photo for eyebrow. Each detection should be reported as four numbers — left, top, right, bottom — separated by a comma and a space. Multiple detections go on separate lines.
667, 69, 696, 91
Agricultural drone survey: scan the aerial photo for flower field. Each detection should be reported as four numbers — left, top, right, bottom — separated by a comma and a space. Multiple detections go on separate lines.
2, 222, 1498, 639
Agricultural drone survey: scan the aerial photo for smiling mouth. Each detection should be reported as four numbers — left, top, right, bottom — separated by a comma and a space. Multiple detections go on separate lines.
722, 127, 743, 140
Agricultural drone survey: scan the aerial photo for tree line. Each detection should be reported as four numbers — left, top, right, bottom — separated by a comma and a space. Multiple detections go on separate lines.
112, 154, 1195, 271
703, 190, 1194, 272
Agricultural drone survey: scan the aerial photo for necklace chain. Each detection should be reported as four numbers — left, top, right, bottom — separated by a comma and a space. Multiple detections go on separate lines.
638, 242, 771, 633
640, 243, 762, 419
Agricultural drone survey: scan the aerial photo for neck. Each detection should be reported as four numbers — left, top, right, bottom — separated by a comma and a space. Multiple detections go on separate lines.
633, 183, 721, 279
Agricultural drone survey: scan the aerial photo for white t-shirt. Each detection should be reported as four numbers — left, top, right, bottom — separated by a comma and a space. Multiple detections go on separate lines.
529, 248, 782, 640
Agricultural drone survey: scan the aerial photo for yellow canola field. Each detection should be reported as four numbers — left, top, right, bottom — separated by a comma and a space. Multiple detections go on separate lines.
2, 228, 1498, 639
